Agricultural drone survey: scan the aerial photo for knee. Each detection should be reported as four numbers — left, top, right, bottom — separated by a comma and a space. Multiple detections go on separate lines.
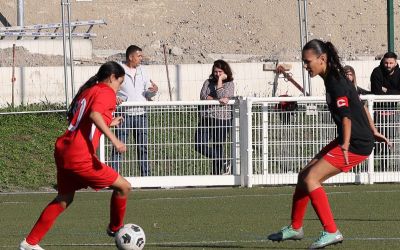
119, 180, 132, 196
56, 195, 74, 209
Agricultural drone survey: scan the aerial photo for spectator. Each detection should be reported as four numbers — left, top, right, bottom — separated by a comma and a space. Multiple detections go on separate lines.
19, 62, 131, 250
111, 45, 158, 176
370, 52, 400, 169
370, 52, 400, 95
343, 65, 370, 95
195, 60, 235, 175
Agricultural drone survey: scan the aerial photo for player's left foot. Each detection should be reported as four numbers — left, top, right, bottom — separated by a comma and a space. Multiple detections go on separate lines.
106, 227, 118, 237
309, 230, 343, 249
19, 239, 45, 250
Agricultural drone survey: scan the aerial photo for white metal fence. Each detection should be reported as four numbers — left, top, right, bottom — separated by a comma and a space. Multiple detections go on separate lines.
100, 96, 400, 188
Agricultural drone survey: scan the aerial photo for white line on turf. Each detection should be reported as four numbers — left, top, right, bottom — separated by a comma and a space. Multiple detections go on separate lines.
1, 189, 400, 204
3, 237, 400, 248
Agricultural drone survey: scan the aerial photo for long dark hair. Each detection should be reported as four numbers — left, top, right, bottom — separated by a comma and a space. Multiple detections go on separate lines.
209, 59, 234, 82
67, 61, 125, 121
303, 39, 344, 78
343, 65, 357, 85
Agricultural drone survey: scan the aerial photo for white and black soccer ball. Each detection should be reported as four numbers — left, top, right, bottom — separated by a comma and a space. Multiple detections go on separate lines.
115, 224, 146, 250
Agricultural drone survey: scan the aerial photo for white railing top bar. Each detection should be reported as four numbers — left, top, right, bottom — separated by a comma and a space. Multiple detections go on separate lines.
119, 100, 237, 107
248, 95, 400, 103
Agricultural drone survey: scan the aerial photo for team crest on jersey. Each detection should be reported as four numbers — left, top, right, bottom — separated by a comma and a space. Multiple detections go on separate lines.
336, 96, 349, 108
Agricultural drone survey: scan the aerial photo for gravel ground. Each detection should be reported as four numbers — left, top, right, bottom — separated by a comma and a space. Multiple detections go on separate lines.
0, 0, 399, 66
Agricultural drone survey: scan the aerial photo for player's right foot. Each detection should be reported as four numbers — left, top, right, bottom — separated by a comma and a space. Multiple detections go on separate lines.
19, 239, 45, 250
106, 227, 116, 237
268, 225, 304, 241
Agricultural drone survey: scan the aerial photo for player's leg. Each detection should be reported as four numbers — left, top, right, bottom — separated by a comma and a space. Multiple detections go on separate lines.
267, 159, 318, 242
299, 159, 344, 249
268, 140, 339, 242
20, 192, 75, 250
107, 175, 132, 235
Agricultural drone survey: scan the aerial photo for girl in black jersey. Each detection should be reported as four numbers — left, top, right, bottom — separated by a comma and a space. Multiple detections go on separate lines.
268, 39, 390, 249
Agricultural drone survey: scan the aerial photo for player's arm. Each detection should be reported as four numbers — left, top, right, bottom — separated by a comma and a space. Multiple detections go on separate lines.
334, 93, 352, 164
340, 117, 351, 153
89, 111, 126, 153
362, 106, 391, 145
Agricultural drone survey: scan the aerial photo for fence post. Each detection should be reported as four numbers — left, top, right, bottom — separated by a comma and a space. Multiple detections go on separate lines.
367, 97, 375, 184
239, 97, 253, 187
231, 99, 240, 175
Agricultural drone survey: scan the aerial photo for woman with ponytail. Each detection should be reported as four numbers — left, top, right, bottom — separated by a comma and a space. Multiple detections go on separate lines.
20, 61, 131, 250
268, 40, 390, 249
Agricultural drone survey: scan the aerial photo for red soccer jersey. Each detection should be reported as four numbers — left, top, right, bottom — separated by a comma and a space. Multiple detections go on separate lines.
55, 83, 116, 167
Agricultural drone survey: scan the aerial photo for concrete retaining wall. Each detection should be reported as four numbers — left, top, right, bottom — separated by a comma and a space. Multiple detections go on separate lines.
0, 60, 383, 107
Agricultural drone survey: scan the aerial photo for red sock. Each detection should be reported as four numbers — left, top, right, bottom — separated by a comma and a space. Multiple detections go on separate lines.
309, 187, 337, 233
26, 200, 65, 245
291, 186, 310, 230
109, 193, 127, 232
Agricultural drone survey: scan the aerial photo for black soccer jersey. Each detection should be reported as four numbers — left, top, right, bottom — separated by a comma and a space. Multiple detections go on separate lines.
324, 70, 375, 155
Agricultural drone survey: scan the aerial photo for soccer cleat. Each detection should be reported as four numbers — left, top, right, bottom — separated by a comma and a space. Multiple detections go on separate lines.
19, 239, 45, 250
268, 225, 304, 241
106, 227, 116, 237
309, 230, 343, 249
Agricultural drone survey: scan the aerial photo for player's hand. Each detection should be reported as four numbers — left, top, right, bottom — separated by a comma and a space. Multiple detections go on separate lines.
340, 144, 349, 165
373, 131, 392, 148
218, 97, 229, 105
116, 97, 125, 105
110, 116, 124, 127
114, 140, 127, 153
382, 86, 387, 93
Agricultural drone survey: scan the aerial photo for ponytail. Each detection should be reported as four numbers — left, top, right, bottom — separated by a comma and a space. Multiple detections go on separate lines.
67, 75, 99, 121
67, 61, 125, 122
303, 39, 344, 78
325, 41, 345, 77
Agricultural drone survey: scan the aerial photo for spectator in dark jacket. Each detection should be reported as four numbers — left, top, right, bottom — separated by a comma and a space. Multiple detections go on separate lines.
370, 52, 400, 95
370, 52, 399, 169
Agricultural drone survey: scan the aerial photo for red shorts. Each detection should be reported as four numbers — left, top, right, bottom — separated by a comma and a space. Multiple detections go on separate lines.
321, 141, 369, 172
55, 155, 119, 194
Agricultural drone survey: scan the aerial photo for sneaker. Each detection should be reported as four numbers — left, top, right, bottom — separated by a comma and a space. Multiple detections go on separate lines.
19, 239, 45, 250
309, 230, 343, 249
268, 225, 304, 241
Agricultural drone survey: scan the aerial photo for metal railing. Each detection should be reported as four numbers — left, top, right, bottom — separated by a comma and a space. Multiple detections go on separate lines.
100, 96, 400, 188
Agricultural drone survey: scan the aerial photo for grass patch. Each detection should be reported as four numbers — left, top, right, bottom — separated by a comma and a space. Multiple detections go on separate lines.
1, 184, 400, 249
0, 111, 66, 191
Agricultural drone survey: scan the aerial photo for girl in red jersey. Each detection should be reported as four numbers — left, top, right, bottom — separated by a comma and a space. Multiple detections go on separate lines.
20, 61, 130, 250
268, 40, 391, 249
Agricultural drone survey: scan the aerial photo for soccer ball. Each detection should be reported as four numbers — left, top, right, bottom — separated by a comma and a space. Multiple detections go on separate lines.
115, 224, 146, 250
